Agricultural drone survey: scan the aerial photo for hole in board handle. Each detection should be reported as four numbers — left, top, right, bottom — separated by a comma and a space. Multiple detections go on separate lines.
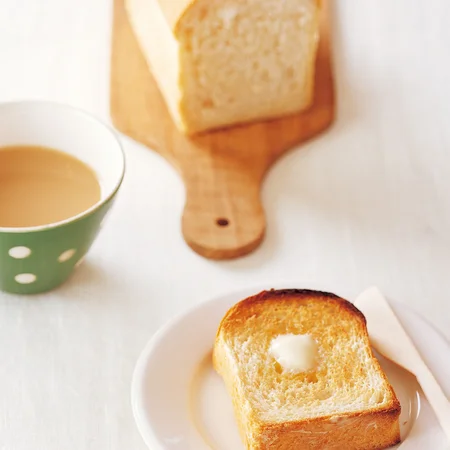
216, 218, 229, 227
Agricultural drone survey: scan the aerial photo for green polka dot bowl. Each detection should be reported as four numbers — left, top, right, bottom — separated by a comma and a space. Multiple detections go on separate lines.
0, 101, 125, 295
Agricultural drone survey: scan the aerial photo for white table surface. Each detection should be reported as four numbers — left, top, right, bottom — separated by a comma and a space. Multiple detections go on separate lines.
1, 0, 449, 449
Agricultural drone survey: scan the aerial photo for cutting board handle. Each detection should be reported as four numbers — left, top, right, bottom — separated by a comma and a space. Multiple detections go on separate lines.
181, 165, 266, 260
111, 0, 334, 260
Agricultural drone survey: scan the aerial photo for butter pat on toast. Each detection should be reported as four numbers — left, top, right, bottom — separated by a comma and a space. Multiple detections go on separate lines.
213, 289, 401, 450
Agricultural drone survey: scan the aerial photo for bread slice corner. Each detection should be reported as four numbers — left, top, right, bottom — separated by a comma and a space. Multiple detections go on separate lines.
213, 288, 401, 450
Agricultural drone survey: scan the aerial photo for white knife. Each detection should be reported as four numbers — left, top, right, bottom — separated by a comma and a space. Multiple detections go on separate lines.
354, 286, 450, 444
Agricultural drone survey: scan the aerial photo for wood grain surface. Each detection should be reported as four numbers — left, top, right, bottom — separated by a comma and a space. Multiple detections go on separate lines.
110, 0, 335, 259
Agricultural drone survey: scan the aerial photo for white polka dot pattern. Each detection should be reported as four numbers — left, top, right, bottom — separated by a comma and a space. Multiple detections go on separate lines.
58, 249, 76, 263
75, 257, 84, 268
15, 273, 37, 284
9, 246, 31, 259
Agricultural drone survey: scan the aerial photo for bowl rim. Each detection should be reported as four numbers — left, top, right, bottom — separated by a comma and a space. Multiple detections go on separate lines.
0, 100, 126, 233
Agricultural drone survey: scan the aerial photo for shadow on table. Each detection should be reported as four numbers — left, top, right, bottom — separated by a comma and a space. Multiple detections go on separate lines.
51, 260, 121, 300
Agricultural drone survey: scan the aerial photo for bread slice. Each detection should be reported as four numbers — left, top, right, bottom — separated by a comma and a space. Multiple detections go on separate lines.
213, 289, 401, 450
126, 0, 320, 134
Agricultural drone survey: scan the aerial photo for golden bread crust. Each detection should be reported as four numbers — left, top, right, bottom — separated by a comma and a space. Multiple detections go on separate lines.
213, 289, 401, 450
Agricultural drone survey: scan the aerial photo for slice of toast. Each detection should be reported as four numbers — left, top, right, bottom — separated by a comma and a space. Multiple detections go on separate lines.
213, 289, 401, 450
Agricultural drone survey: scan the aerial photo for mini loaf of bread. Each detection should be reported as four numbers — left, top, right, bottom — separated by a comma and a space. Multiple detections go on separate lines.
126, 0, 321, 134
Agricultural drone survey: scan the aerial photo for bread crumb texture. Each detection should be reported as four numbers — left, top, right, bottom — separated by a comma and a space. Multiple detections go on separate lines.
213, 289, 401, 450
176, 0, 320, 131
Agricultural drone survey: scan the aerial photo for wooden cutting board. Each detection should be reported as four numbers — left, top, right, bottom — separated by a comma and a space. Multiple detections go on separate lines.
110, 0, 334, 260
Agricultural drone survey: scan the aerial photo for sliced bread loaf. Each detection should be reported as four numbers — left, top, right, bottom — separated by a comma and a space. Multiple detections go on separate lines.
126, 0, 320, 134
213, 289, 401, 450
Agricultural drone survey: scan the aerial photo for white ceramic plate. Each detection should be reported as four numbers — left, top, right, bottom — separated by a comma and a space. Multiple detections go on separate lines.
132, 283, 450, 450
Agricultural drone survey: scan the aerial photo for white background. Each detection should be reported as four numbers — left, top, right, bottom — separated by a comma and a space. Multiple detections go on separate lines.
1, 1, 449, 449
